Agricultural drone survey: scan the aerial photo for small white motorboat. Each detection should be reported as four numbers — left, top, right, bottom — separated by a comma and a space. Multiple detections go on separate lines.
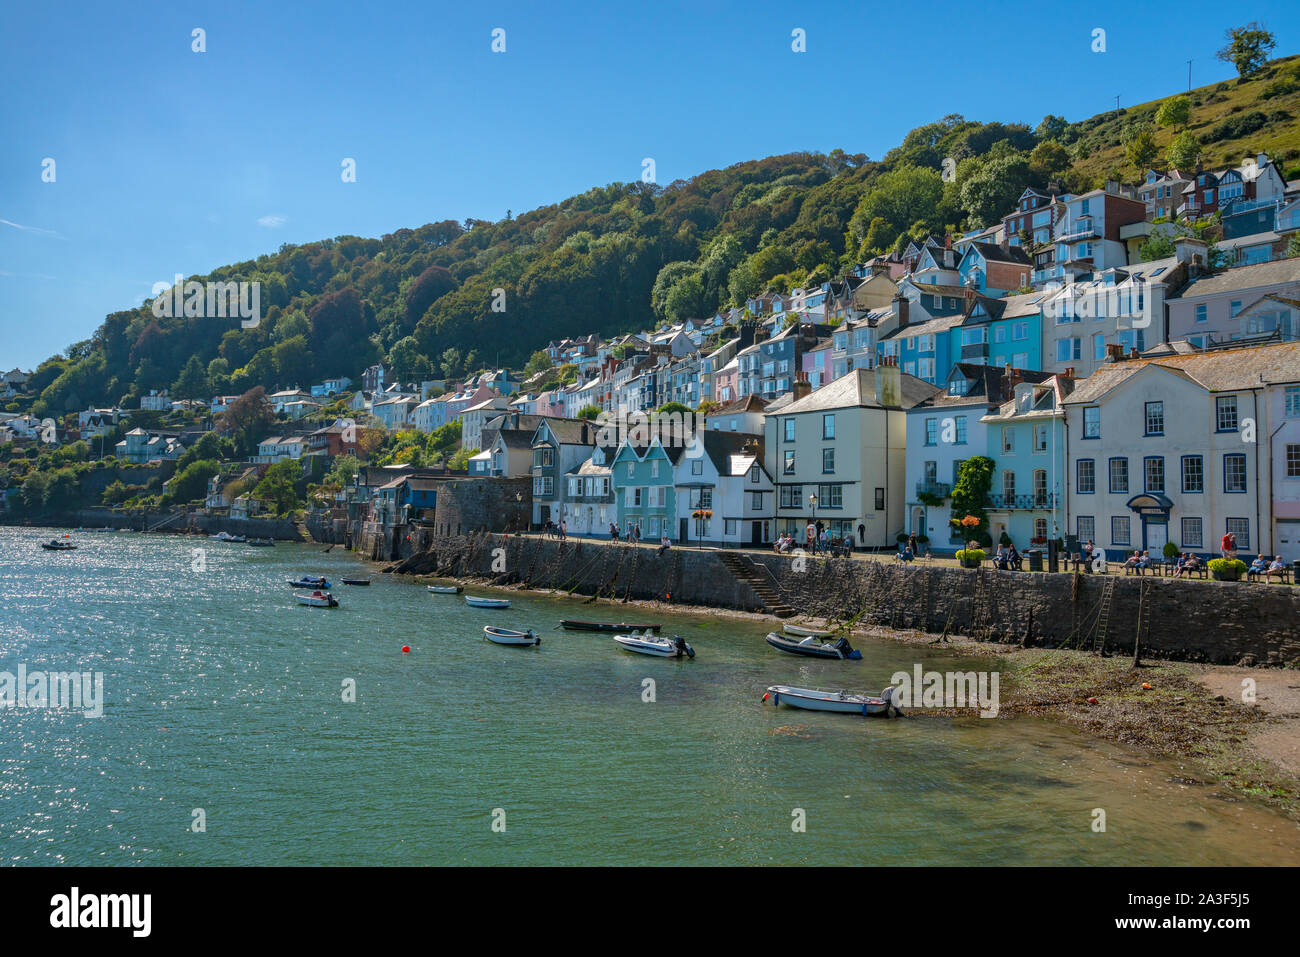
465, 595, 510, 609
612, 631, 694, 658
483, 626, 541, 647
295, 590, 339, 608
428, 584, 464, 594
766, 632, 861, 659
782, 622, 832, 639
762, 685, 897, 717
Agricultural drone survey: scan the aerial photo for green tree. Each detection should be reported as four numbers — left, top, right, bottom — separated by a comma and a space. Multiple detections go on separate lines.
1122, 123, 1159, 172
252, 459, 303, 514
1154, 95, 1191, 130
576, 404, 602, 420
523, 350, 552, 379
1216, 22, 1276, 78
959, 154, 1032, 227
1035, 115, 1068, 141
448, 446, 478, 471
1166, 130, 1201, 171
171, 355, 209, 400
161, 459, 218, 506
949, 456, 995, 544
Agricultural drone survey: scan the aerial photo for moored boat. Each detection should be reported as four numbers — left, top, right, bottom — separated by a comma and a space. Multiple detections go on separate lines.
289, 576, 332, 589
765, 632, 861, 660
428, 584, 464, 594
612, 631, 694, 658
210, 531, 247, 543
40, 539, 77, 551
559, 619, 662, 632
294, 590, 339, 608
465, 595, 510, 609
762, 684, 898, 717
341, 578, 370, 586
245, 537, 274, 547
483, 626, 541, 646
782, 622, 833, 639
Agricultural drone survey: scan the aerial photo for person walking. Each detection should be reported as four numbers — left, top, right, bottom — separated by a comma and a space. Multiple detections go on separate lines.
633, 523, 641, 544
805, 521, 816, 555
857, 522, 866, 544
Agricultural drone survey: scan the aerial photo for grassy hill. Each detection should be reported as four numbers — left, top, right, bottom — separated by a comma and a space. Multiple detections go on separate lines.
16, 56, 1300, 425
1068, 54, 1300, 183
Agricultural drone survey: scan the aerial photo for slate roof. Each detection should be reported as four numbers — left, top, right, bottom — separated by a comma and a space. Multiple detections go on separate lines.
1166, 258, 1300, 300
1063, 341, 1300, 405
778, 368, 939, 414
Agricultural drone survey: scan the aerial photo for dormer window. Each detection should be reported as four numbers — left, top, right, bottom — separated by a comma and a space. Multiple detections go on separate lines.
948, 378, 970, 396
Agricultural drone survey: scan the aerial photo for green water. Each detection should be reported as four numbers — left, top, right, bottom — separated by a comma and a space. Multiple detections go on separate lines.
1, 527, 1296, 866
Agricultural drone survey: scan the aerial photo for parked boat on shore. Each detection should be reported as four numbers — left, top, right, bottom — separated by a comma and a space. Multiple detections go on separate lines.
782, 622, 833, 639
483, 626, 541, 646
559, 619, 662, 632
765, 632, 861, 660
289, 576, 332, 589
428, 584, 464, 594
763, 685, 898, 717
613, 631, 694, 658
465, 595, 510, 609
295, 590, 339, 608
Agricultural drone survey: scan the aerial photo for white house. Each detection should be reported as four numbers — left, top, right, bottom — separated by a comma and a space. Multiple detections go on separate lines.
1061, 341, 1300, 559
675, 430, 774, 546
140, 390, 170, 411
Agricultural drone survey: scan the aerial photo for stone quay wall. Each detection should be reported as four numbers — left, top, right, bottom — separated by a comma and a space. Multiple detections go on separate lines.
384, 534, 1300, 666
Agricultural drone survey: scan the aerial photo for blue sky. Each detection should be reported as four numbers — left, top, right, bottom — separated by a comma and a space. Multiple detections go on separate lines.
2, 0, 1297, 368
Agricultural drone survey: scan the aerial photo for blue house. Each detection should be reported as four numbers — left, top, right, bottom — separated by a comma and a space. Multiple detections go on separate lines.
611, 436, 685, 539
961, 291, 1046, 372
979, 373, 1073, 549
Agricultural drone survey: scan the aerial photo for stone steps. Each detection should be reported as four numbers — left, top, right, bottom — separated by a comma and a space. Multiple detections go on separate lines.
717, 551, 795, 617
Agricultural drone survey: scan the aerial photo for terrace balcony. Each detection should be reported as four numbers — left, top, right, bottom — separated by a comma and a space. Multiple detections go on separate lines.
915, 479, 951, 498
986, 492, 1057, 510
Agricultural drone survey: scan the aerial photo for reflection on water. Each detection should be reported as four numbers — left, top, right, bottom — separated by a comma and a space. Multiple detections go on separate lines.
0, 528, 1296, 865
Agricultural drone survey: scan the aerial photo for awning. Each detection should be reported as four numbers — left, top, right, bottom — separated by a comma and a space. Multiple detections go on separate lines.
1126, 492, 1173, 516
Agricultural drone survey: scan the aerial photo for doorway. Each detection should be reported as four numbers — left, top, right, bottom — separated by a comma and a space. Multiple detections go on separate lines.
1144, 519, 1168, 552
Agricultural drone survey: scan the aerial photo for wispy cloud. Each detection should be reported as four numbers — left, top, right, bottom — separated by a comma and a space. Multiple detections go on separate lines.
0, 219, 64, 239
257, 215, 287, 228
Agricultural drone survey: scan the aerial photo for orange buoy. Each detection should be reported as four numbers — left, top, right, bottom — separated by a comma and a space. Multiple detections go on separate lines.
1086, 696, 1099, 705
762, 692, 770, 702
401, 645, 410, 654
1142, 682, 1152, 690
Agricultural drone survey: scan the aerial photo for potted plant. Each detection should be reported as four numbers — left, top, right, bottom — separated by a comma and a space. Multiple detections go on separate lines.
1207, 558, 1247, 581
1162, 541, 1179, 561
956, 545, 985, 568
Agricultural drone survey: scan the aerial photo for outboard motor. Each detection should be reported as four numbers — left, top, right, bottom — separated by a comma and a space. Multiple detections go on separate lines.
882, 685, 903, 718
673, 635, 695, 658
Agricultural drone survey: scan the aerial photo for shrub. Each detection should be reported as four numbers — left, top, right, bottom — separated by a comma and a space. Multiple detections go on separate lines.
956, 548, 985, 565
1207, 558, 1248, 580
1162, 541, 1180, 560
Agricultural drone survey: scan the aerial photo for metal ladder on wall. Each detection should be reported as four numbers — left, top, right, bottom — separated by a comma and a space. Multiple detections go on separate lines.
1092, 577, 1116, 654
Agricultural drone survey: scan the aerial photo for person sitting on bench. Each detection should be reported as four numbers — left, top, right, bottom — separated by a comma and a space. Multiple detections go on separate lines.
1265, 556, 1288, 580
1007, 543, 1022, 570
1248, 554, 1268, 580
896, 545, 914, 563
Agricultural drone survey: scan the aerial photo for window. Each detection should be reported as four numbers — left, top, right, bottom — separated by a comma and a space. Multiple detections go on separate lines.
1056, 337, 1081, 362
918, 358, 935, 380
822, 448, 835, 473
1195, 304, 1207, 323
1216, 395, 1238, 431
875, 488, 885, 511
822, 414, 835, 439
1002, 470, 1016, 500
1181, 517, 1203, 548
1182, 455, 1203, 493
1002, 428, 1015, 454
626, 462, 634, 478
1224, 453, 1247, 493
1145, 456, 1165, 493
1033, 425, 1049, 452
1077, 459, 1095, 493
1034, 517, 1049, 540
1287, 387, 1300, 418
725, 519, 737, 535
783, 419, 795, 442
779, 484, 802, 508
1144, 401, 1164, 436
650, 460, 659, 478
1230, 300, 1242, 318
751, 492, 763, 510
924, 417, 938, 445
1093, 333, 1105, 361
1226, 517, 1250, 549
1083, 406, 1101, 439
750, 464, 761, 484
1077, 515, 1095, 542
1013, 322, 1028, 340
817, 484, 843, 508
1013, 352, 1029, 368
955, 416, 968, 445
995, 326, 1008, 343
1111, 516, 1130, 546
783, 450, 795, 474
1288, 444, 1300, 478
691, 459, 703, 475
1109, 457, 1129, 493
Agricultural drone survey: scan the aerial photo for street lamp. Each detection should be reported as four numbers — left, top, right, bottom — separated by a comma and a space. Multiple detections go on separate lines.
809, 492, 818, 549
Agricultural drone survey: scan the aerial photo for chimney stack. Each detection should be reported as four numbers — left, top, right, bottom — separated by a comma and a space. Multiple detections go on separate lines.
893, 293, 909, 330
874, 359, 901, 408
1105, 343, 1124, 362
1062, 366, 1075, 380
791, 371, 812, 401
